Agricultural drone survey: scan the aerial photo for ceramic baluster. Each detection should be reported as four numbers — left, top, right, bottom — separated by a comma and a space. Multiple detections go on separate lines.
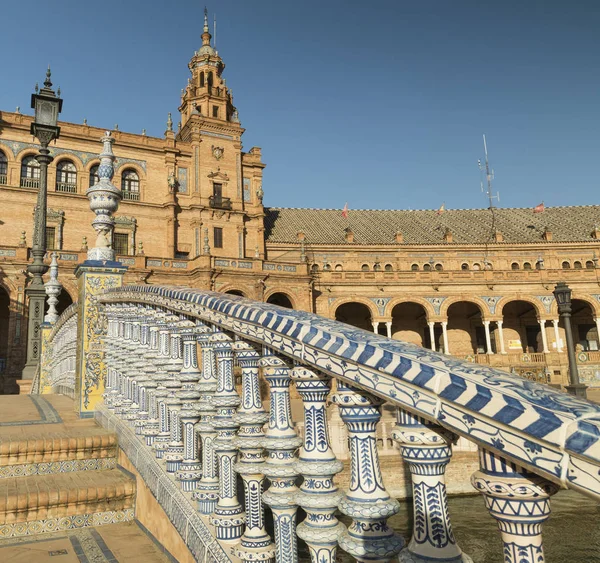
291, 367, 344, 563
332, 382, 404, 563
471, 449, 558, 563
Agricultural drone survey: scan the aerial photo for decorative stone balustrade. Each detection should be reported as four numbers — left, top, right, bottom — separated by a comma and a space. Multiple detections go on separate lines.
41, 285, 600, 563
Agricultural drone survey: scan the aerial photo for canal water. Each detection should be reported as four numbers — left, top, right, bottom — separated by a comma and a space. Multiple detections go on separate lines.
297, 489, 600, 562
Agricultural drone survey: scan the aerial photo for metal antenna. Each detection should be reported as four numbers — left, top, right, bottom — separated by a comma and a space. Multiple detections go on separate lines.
213, 13, 217, 49
479, 134, 500, 209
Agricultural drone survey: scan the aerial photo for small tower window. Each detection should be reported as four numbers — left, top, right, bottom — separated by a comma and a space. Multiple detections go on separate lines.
200, 72, 205, 87
435, 263, 443, 271
411, 264, 419, 271
461, 263, 469, 270
511, 262, 520, 270
212, 105, 219, 118
214, 227, 223, 248
562, 261, 571, 269
384, 264, 393, 271
423, 263, 432, 272
586, 260, 595, 269
523, 262, 532, 270
574, 261, 583, 269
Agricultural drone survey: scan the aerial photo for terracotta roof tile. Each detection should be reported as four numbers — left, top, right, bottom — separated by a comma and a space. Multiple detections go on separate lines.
264, 205, 600, 245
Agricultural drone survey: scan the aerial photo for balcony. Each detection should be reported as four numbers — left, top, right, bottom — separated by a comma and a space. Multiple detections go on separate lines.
122, 190, 140, 201
209, 195, 232, 210
56, 182, 77, 193
20, 177, 39, 189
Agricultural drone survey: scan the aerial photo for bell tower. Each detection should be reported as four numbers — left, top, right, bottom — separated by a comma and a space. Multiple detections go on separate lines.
175, 8, 266, 262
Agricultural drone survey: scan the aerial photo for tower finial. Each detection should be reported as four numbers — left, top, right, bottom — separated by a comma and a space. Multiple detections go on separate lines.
44, 65, 52, 88
201, 6, 212, 46
204, 7, 209, 31
167, 112, 173, 131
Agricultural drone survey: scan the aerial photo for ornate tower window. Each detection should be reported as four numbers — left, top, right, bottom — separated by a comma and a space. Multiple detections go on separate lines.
21, 155, 40, 188
214, 227, 223, 248
121, 169, 140, 200
56, 160, 77, 193
89, 164, 100, 188
0, 150, 7, 184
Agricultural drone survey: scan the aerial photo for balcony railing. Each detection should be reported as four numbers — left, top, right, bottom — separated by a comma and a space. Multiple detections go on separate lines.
209, 195, 232, 210
52, 284, 598, 563
122, 190, 140, 201
56, 182, 77, 193
20, 177, 39, 188
0, 174, 6, 185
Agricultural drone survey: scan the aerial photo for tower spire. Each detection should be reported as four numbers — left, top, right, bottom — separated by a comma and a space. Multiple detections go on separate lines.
202, 7, 212, 46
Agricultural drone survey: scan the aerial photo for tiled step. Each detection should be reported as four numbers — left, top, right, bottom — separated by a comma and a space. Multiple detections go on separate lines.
0, 468, 136, 538
0, 422, 117, 477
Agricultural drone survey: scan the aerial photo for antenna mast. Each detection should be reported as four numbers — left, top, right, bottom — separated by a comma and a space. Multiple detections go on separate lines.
479, 134, 499, 209
213, 13, 217, 49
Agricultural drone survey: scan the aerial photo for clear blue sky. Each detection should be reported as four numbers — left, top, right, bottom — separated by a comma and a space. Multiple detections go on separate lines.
1, 0, 599, 211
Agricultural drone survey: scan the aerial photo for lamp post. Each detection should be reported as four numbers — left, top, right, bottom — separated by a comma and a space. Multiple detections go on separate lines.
21, 68, 63, 383
552, 282, 587, 399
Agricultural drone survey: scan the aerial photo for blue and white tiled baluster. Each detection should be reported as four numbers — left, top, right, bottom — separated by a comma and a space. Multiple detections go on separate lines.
471, 449, 558, 563
260, 350, 302, 563
332, 382, 404, 563
233, 341, 276, 563
291, 367, 344, 563
175, 320, 202, 490
209, 330, 246, 540
192, 323, 220, 514
141, 315, 164, 445
392, 409, 471, 563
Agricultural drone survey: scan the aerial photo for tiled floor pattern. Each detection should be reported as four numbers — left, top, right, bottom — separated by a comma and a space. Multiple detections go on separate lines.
0, 395, 82, 426
0, 521, 175, 562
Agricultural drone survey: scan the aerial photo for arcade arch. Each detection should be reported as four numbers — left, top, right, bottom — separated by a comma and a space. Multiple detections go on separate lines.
266, 292, 293, 309
335, 302, 373, 332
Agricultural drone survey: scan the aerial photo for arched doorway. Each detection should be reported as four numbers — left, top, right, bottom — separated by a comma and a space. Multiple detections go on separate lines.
0, 288, 9, 379
390, 302, 429, 347
570, 299, 598, 351
502, 301, 540, 353
335, 302, 372, 332
446, 301, 488, 355
266, 292, 293, 309
225, 290, 245, 297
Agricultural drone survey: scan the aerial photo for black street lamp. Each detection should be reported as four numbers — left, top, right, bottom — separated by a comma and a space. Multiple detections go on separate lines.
553, 282, 587, 399
21, 67, 63, 383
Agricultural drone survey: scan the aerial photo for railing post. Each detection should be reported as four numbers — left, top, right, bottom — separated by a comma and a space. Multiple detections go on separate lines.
471, 449, 558, 563
210, 331, 245, 540
175, 320, 203, 491
192, 323, 220, 515
392, 409, 471, 563
232, 341, 275, 563
291, 367, 344, 563
332, 382, 404, 563
260, 351, 302, 563
141, 315, 165, 445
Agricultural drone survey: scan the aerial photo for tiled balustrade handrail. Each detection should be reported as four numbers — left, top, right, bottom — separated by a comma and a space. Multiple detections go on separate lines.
94, 284, 600, 563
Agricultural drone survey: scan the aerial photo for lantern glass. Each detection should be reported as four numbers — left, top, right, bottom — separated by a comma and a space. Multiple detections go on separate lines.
34, 98, 58, 127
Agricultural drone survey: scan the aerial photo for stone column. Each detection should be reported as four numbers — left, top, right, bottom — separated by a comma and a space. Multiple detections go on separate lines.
292, 367, 344, 563
260, 352, 302, 563
393, 409, 470, 563
471, 449, 558, 563
441, 321, 449, 355
497, 320, 506, 354
210, 331, 245, 541
428, 322, 436, 352
595, 318, 600, 349
483, 320, 493, 355
385, 321, 392, 338
552, 319, 563, 352
372, 321, 380, 334
332, 382, 404, 563
192, 323, 220, 514
233, 341, 275, 563
539, 319, 549, 353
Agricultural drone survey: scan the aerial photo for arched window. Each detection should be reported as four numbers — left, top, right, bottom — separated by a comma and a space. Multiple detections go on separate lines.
461, 263, 469, 270
384, 263, 393, 272
423, 263, 432, 272
511, 262, 520, 270
411, 264, 419, 271
435, 263, 443, 271
121, 169, 140, 200
334, 264, 343, 271
373, 263, 381, 271
0, 150, 7, 184
323, 263, 332, 271
361, 264, 370, 272
574, 261, 582, 269
21, 155, 40, 188
586, 260, 595, 269
562, 261, 571, 269
200, 72, 205, 87
89, 164, 100, 188
472, 263, 480, 271
56, 160, 77, 192
311, 264, 319, 272
523, 262, 532, 270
